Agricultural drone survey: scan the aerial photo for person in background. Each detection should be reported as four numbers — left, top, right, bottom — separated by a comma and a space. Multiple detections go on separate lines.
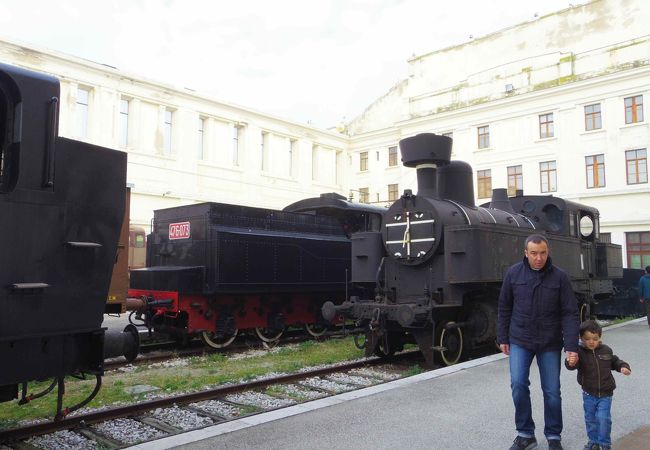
498, 234, 580, 450
566, 320, 631, 450
638, 266, 650, 327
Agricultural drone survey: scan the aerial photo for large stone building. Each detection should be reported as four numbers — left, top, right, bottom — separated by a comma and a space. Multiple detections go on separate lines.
347, 0, 650, 269
0, 0, 648, 268
0, 40, 348, 230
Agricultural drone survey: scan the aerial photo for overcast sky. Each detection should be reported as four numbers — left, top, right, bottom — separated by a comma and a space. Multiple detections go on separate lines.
0, 0, 579, 128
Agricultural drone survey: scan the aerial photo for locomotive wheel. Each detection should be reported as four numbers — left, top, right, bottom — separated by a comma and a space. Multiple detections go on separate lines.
466, 300, 497, 345
200, 329, 238, 349
438, 321, 463, 366
255, 327, 284, 343
304, 323, 327, 338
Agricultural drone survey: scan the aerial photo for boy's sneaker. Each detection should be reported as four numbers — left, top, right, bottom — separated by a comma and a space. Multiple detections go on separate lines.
509, 436, 538, 450
547, 439, 563, 450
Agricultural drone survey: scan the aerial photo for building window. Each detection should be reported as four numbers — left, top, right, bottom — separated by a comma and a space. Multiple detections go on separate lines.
585, 154, 605, 188
477, 169, 492, 198
478, 125, 490, 149
625, 149, 648, 184
197, 118, 204, 160
261, 131, 269, 171
539, 113, 554, 139
359, 187, 369, 203
540, 161, 557, 193
232, 124, 241, 166
584, 103, 601, 131
360, 151, 368, 171
507, 165, 523, 197
388, 146, 398, 167
119, 99, 129, 147
76, 87, 89, 138
388, 184, 399, 201
163, 109, 172, 155
626, 232, 650, 269
624, 95, 644, 124
600, 232, 611, 244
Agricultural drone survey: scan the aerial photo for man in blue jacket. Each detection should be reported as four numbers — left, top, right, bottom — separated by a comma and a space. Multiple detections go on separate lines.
639, 266, 650, 327
498, 234, 580, 450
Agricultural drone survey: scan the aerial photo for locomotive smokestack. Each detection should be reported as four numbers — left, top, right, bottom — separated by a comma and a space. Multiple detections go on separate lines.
398, 133, 452, 198
489, 188, 515, 213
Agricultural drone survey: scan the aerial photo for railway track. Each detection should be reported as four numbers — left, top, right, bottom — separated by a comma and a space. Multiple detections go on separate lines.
0, 352, 423, 449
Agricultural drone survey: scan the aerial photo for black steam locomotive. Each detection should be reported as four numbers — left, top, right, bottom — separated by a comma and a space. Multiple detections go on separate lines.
128, 194, 384, 347
322, 133, 623, 367
0, 63, 138, 418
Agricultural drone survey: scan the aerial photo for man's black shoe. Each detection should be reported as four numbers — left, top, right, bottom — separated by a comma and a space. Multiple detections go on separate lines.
548, 439, 563, 450
508, 436, 538, 450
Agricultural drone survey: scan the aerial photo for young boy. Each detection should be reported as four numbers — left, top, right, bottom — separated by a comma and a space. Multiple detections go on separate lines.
566, 320, 631, 450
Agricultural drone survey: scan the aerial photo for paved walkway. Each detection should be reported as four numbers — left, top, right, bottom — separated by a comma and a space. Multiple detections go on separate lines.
127, 318, 650, 450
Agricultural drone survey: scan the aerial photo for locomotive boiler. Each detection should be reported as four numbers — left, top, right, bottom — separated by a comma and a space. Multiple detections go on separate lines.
128, 194, 383, 348
0, 63, 139, 418
322, 133, 623, 367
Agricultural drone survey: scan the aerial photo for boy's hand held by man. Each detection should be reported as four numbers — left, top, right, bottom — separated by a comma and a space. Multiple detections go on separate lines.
566, 352, 578, 367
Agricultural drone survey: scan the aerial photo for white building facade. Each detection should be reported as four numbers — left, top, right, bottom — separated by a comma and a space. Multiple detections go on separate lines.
346, 0, 650, 269
0, 0, 648, 268
0, 40, 348, 231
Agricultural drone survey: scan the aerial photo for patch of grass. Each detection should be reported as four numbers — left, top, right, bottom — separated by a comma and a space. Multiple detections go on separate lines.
297, 340, 316, 351
265, 385, 308, 402
405, 365, 424, 376
206, 353, 227, 363
610, 316, 636, 325
238, 404, 260, 415
0, 336, 366, 427
161, 376, 190, 392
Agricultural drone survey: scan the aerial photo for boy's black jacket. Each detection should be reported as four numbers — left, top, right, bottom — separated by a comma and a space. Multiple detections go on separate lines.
565, 344, 630, 397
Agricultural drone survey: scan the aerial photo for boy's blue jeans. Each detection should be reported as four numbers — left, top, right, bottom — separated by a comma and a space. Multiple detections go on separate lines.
583, 391, 613, 446
509, 343, 563, 440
